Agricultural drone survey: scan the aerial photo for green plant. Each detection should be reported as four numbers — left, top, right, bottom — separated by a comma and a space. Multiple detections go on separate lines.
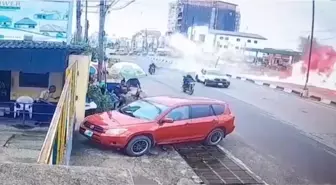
87, 84, 114, 113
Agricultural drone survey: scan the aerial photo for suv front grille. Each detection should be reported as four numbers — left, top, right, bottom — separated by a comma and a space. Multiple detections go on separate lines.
83, 121, 104, 133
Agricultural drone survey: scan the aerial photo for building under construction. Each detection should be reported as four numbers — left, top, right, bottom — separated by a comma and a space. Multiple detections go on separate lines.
167, 0, 240, 34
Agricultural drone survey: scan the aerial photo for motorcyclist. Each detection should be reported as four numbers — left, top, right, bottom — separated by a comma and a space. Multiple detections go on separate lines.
183, 74, 195, 89
126, 78, 141, 89
149, 62, 156, 72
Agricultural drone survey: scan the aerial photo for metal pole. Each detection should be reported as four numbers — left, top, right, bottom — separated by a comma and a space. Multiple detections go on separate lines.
84, 0, 89, 42
75, 0, 82, 43
97, 0, 106, 82
302, 0, 315, 97
145, 29, 148, 53
190, 16, 194, 40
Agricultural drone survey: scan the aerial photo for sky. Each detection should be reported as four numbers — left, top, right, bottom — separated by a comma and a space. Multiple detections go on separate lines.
81, 0, 336, 50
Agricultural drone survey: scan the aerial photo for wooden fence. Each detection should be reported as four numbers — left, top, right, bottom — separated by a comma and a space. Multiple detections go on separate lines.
37, 61, 78, 164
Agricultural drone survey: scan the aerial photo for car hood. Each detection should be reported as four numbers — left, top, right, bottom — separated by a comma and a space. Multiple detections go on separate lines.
85, 111, 148, 128
205, 74, 228, 80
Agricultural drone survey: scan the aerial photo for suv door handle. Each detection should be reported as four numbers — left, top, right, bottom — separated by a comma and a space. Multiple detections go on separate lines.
212, 119, 218, 123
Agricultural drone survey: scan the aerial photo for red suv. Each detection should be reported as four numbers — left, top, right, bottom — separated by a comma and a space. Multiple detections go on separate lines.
80, 96, 235, 156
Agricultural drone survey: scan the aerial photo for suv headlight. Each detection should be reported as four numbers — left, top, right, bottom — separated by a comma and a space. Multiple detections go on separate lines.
105, 128, 128, 136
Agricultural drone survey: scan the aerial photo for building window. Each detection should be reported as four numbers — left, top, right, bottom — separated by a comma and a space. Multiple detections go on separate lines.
254, 40, 258, 44
224, 45, 228, 48
219, 45, 223, 48
247, 40, 251, 43
219, 36, 223, 40
225, 37, 229, 40
235, 46, 239, 50
19, 72, 49, 88
199, 34, 206, 42
236, 38, 240, 42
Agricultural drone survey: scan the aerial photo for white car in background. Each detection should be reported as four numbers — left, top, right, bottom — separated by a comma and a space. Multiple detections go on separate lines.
148, 51, 155, 56
195, 68, 230, 88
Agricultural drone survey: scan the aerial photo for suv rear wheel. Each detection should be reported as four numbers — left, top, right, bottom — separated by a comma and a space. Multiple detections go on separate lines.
204, 128, 225, 146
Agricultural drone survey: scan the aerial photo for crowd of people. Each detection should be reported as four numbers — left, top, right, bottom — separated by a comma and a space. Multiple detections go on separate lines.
87, 74, 144, 113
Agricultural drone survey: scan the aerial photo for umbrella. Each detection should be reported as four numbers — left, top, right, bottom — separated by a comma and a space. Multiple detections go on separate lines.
89, 65, 97, 75
109, 62, 146, 80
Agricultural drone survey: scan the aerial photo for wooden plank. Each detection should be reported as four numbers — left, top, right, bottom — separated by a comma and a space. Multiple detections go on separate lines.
37, 75, 71, 164
37, 62, 78, 164
56, 115, 62, 164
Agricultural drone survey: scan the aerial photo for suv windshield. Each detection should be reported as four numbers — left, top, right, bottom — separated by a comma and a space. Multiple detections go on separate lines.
206, 69, 222, 76
119, 100, 168, 120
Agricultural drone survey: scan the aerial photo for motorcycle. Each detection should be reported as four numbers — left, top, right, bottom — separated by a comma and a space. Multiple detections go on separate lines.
148, 66, 155, 75
116, 87, 145, 108
182, 81, 195, 95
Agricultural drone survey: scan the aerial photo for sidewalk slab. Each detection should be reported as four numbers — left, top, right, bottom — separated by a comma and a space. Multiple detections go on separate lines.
71, 133, 199, 185
0, 162, 132, 185
0, 124, 47, 164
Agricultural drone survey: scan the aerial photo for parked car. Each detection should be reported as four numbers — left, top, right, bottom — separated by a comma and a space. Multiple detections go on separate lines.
79, 96, 235, 156
195, 68, 230, 88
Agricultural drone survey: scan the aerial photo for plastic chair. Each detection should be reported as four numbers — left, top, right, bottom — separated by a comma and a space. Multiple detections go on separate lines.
14, 96, 34, 119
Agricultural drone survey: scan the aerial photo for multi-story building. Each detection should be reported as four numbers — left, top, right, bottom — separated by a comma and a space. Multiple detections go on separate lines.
188, 25, 267, 52
131, 30, 161, 52
167, 0, 240, 34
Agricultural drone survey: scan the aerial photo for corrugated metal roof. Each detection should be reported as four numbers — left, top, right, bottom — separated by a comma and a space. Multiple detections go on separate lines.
246, 47, 302, 56
0, 40, 87, 52
209, 29, 267, 40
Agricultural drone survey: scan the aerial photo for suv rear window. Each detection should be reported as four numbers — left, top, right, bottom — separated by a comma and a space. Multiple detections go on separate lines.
190, 105, 214, 119
211, 104, 225, 115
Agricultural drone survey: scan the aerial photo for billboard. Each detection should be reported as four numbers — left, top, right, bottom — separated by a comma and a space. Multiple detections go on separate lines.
0, 0, 73, 43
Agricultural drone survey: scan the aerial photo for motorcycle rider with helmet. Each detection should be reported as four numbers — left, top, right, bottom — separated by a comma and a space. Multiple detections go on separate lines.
183, 73, 195, 89
148, 62, 156, 74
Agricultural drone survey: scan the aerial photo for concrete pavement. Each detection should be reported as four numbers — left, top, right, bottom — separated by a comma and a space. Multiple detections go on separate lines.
150, 56, 336, 107
148, 56, 336, 151
70, 132, 199, 185
133, 56, 336, 185
0, 124, 47, 164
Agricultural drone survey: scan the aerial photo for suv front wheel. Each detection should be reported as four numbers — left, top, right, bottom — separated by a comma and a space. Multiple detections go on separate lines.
125, 136, 152, 157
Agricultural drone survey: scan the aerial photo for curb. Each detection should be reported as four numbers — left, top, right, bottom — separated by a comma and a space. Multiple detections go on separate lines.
148, 57, 336, 108
224, 74, 336, 107
149, 57, 172, 65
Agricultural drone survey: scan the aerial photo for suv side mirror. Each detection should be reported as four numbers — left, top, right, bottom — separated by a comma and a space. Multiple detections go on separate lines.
160, 118, 174, 124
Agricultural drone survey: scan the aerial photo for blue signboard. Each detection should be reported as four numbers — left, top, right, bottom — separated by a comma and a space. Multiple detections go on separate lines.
0, 0, 73, 43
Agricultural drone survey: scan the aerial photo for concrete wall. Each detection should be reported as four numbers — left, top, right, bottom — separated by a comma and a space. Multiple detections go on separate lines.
68, 55, 90, 123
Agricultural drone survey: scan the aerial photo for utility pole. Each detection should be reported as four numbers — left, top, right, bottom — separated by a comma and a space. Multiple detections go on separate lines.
95, 0, 136, 82
97, 0, 106, 82
302, 0, 315, 97
84, 0, 89, 42
75, 0, 82, 43
144, 29, 148, 53
190, 16, 194, 40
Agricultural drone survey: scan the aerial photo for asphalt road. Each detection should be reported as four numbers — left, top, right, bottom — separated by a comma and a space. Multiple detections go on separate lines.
131, 56, 336, 185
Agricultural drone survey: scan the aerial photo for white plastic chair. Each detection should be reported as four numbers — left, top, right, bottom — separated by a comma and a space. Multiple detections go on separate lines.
14, 96, 34, 119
